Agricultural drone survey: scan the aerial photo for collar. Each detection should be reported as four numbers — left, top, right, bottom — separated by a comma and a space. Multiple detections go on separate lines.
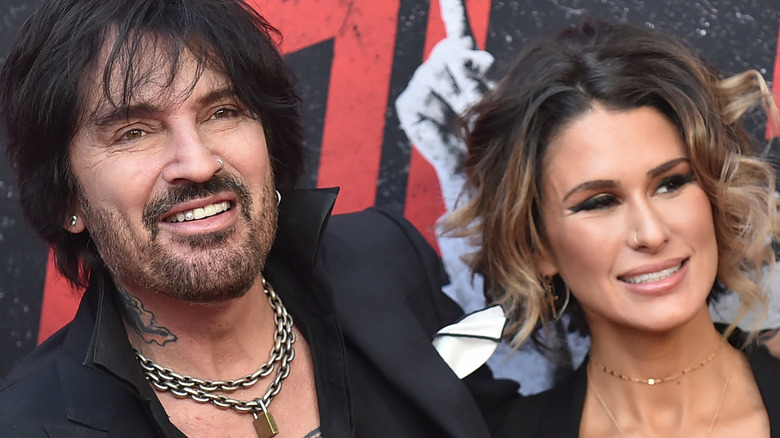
272, 187, 339, 266
60, 187, 340, 434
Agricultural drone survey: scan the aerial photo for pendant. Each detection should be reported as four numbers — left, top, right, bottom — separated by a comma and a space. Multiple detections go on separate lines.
253, 410, 279, 438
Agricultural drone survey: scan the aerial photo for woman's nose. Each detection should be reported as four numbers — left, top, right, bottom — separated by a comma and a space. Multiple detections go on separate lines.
627, 199, 671, 251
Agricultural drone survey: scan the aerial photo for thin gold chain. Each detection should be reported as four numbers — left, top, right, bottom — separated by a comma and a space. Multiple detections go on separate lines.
705, 368, 732, 436
588, 365, 628, 437
590, 337, 725, 386
587, 360, 732, 437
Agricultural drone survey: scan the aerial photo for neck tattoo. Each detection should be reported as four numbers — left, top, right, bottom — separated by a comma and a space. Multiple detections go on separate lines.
134, 277, 294, 438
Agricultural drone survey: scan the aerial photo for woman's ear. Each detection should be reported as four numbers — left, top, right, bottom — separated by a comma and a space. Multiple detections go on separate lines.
64, 213, 86, 233
535, 249, 558, 277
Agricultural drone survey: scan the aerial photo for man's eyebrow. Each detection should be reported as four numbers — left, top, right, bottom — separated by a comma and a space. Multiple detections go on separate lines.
93, 103, 160, 128
196, 86, 238, 107
92, 87, 238, 128
561, 157, 690, 202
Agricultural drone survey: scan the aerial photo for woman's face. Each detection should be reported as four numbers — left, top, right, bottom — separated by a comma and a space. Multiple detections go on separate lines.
537, 105, 718, 335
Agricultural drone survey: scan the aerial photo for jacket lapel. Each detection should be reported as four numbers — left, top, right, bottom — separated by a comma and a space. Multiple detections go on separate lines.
335, 281, 494, 438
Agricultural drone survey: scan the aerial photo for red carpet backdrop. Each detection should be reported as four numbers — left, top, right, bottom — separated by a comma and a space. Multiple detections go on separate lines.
1, 0, 778, 390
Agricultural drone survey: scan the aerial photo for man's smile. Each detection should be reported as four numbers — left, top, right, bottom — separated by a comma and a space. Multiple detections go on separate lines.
164, 200, 232, 223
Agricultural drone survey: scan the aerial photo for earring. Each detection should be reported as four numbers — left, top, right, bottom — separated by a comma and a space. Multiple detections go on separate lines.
544, 277, 570, 321
69, 215, 78, 228
558, 284, 571, 319
275, 189, 281, 206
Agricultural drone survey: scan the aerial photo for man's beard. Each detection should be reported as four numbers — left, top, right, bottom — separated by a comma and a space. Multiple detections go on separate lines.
81, 173, 277, 303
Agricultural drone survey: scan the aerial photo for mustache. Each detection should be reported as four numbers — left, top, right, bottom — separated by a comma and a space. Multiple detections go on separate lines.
142, 174, 253, 233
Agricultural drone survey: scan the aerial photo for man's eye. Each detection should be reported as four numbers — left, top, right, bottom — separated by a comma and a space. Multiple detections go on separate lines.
119, 128, 145, 142
211, 108, 240, 119
569, 194, 619, 213
656, 173, 694, 195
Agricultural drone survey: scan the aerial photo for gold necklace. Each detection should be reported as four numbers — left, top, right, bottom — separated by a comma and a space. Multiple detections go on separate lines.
587, 359, 732, 437
590, 338, 725, 385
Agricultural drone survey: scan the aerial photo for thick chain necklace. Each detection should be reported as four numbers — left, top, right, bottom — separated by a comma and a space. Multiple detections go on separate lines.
590, 337, 725, 385
134, 277, 294, 438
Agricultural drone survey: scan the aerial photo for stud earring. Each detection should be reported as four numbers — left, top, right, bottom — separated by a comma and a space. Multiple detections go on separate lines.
275, 190, 281, 206
69, 215, 78, 228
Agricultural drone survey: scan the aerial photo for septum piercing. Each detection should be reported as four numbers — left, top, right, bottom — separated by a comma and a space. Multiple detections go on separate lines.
216, 157, 224, 172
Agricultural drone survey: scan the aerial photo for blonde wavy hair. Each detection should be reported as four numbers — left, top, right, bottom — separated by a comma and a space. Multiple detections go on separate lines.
442, 20, 779, 348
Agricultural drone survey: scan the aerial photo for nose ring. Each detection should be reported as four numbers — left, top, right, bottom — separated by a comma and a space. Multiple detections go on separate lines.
216, 157, 224, 172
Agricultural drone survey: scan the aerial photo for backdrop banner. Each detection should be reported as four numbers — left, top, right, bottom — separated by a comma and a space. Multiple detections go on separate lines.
1, 0, 778, 394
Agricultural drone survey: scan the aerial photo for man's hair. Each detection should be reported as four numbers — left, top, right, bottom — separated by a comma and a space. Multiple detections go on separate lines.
443, 20, 778, 348
0, 0, 304, 287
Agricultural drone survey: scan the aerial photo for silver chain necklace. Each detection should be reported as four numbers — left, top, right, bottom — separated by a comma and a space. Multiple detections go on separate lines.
134, 277, 295, 438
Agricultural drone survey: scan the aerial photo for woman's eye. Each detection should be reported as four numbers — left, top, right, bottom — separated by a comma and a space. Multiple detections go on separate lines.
656, 173, 694, 195
569, 194, 619, 213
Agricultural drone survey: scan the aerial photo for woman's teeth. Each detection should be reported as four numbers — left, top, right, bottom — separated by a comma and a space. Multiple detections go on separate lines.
621, 263, 682, 284
165, 201, 231, 223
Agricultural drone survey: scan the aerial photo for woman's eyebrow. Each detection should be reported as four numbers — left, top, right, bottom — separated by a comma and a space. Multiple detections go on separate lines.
561, 157, 690, 202
647, 157, 689, 179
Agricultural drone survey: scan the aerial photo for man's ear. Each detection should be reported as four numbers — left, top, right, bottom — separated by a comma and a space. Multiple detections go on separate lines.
64, 212, 86, 233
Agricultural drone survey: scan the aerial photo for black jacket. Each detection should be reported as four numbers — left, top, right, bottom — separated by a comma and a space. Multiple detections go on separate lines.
492, 330, 780, 437
0, 188, 518, 437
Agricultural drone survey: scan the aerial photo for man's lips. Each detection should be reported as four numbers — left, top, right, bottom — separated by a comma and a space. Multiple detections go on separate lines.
163, 200, 233, 223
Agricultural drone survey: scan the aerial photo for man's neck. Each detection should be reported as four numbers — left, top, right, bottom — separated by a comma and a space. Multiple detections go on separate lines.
114, 277, 279, 379
112, 275, 322, 437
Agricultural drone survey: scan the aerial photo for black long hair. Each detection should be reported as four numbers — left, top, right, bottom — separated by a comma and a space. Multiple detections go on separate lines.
0, 0, 305, 287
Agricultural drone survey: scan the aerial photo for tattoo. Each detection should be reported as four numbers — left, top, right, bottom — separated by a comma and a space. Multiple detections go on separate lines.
302, 428, 322, 438
115, 285, 178, 346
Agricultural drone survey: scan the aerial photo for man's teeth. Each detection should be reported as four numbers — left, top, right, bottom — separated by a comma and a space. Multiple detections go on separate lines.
621, 263, 682, 284
165, 201, 231, 223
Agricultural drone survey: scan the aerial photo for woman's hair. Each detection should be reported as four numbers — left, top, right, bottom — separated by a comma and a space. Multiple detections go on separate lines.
443, 20, 778, 348
0, 0, 305, 287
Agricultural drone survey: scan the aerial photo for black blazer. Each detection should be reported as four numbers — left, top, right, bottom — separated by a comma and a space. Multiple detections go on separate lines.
319, 206, 519, 437
0, 189, 518, 438
492, 337, 780, 437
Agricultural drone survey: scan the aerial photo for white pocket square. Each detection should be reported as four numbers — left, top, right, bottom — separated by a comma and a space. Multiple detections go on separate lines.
432, 305, 507, 379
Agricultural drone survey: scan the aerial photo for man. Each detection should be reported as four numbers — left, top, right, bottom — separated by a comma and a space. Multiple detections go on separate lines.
0, 1, 516, 437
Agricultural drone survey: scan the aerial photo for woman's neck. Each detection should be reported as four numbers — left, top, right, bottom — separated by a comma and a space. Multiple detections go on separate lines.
580, 306, 766, 437
587, 305, 722, 380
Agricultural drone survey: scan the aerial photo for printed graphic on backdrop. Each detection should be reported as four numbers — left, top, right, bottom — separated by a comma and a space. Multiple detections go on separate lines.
395, 0, 590, 394
1, 0, 779, 395
396, 0, 780, 393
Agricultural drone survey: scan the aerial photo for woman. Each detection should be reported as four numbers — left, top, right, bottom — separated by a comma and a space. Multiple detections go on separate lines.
445, 21, 780, 437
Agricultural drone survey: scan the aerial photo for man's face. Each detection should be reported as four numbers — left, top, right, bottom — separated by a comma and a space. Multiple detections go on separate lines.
69, 48, 277, 303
